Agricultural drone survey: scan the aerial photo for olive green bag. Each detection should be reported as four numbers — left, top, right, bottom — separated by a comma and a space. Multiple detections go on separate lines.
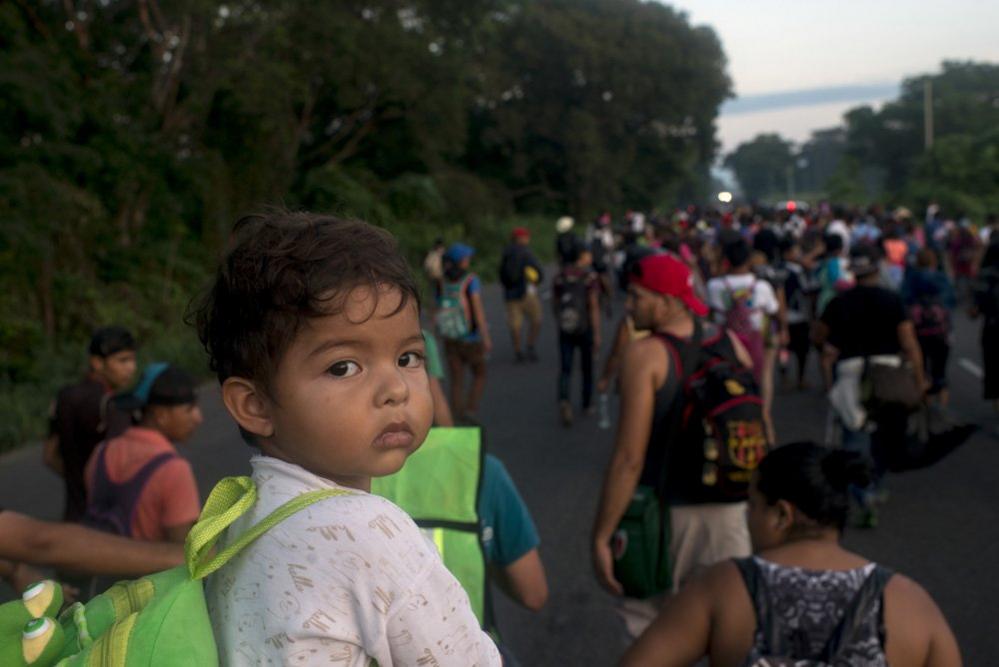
610, 326, 703, 600
611, 485, 672, 599
0, 476, 349, 666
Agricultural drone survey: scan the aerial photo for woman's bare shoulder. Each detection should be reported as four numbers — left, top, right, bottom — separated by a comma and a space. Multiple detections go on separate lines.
884, 572, 962, 666
885, 572, 938, 612
695, 558, 749, 598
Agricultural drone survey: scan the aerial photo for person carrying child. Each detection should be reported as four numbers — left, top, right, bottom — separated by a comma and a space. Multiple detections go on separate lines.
193, 212, 500, 665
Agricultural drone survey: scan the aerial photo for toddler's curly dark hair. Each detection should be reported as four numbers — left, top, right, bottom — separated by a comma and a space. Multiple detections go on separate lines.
190, 211, 420, 394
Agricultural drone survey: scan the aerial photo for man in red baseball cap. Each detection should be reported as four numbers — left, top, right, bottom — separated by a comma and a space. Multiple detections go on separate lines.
591, 253, 756, 637
499, 226, 544, 362
627, 254, 710, 319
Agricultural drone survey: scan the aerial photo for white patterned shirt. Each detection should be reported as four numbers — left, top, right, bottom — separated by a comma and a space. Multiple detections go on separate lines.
206, 456, 501, 666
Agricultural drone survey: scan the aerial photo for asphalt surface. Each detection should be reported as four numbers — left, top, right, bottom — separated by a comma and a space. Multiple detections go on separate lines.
1, 279, 997, 665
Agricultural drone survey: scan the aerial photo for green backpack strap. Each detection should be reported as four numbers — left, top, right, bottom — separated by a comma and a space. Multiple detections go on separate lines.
186, 475, 350, 580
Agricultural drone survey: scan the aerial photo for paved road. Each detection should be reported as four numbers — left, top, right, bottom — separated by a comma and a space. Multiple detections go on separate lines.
2, 280, 997, 664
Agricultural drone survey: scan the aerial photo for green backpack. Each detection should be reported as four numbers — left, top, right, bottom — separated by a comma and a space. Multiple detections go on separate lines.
0, 476, 349, 666
435, 274, 474, 339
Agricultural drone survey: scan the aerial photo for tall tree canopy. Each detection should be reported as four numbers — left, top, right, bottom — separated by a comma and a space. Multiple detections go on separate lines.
0, 0, 730, 448
723, 133, 794, 201
838, 61, 999, 215
725, 61, 999, 213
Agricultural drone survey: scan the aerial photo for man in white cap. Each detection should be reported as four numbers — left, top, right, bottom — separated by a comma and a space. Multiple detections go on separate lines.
556, 215, 578, 267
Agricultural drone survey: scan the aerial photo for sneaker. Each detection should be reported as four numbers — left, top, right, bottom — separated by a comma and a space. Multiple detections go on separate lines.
527, 346, 539, 362
559, 401, 573, 427
514, 350, 526, 364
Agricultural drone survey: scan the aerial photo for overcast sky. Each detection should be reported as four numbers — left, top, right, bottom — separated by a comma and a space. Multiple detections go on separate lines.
673, 0, 999, 154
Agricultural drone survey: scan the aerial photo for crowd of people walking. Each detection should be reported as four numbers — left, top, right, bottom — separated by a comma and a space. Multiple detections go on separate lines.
2, 202, 995, 664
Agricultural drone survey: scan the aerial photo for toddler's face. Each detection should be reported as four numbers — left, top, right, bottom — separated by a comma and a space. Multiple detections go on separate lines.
263, 285, 433, 491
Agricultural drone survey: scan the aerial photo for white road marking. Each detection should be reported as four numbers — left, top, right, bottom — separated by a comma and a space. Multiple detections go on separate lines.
959, 358, 984, 379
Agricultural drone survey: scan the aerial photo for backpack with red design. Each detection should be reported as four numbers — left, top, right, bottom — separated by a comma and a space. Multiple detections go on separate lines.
909, 294, 950, 339
661, 323, 769, 501
720, 277, 765, 377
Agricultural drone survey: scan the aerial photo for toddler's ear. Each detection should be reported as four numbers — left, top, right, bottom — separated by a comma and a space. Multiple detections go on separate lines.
221, 377, 274, 438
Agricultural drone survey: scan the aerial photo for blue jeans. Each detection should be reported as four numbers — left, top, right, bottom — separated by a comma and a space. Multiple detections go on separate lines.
841, 425, 884, 508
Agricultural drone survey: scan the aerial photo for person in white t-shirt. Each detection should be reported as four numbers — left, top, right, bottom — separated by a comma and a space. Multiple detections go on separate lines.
194, 212, 501, 666
826, 215, 852, 255
706, 239, 780, 443
706, 242, 780, 339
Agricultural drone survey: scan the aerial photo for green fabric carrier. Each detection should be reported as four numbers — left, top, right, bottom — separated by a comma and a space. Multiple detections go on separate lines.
0, 476, 350, 666
371, 427, 491, 631
611, 484, 672, 599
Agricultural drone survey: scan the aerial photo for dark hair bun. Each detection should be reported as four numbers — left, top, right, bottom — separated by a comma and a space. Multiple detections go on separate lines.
821, 450, 872, 491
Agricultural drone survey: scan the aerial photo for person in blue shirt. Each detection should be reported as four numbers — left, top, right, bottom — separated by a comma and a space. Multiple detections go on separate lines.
901, 249, 957, 405
850, 215, 882, 247
423, 332, 548, 611
437, 243, 493, 424
478, 454, 547, 611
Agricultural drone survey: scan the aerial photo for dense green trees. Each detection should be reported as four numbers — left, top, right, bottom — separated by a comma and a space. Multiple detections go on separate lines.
727, 61, 999, 214
723, 133, 794, 201
839, 61, 999, 217
0, 1, 730, 448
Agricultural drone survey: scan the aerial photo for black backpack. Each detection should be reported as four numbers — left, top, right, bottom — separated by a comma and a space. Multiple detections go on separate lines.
499, 247, 524, 289
555, 270, 591, 335
590, 238, 610, 273
661, 323, 769, 501
556, 232, 579, 265
735, 557, 893, 666
909, 294, 949, 339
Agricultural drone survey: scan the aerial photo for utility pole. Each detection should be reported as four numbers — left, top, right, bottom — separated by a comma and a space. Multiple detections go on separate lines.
924, 78, 934, 151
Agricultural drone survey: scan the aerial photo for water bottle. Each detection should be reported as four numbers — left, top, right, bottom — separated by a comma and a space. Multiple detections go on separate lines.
597, 393, 611, 430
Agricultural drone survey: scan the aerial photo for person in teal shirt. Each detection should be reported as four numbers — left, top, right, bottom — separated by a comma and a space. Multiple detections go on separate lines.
422, 330, 548, 611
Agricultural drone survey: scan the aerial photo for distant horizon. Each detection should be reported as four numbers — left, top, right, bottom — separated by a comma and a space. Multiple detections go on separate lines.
716, 82, 899, 154
673, 0, 999, 155
716, 91, 896, 155
721, 82, 899, 116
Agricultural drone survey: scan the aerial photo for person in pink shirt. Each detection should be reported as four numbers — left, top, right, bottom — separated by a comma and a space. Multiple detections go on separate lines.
84, 363, 203, 543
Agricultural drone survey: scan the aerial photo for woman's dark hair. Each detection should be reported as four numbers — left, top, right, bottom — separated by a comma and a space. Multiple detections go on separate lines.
88, 326, 136, 358
883, 223, 902, 240
656, 225, 681, 253
753, 228, 780, 263
823, 232, 844, 256
189, 211, 419, 394
778, 236, 797, 257
756, 441, 871, 531
722, 238, 751, 268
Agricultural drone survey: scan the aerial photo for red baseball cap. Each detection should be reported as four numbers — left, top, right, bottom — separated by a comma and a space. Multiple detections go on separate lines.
631, 254, 708, 316
511, 226, 530, 239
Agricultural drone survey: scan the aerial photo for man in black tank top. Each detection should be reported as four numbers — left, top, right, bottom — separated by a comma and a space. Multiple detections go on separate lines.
592, 254, 755, 637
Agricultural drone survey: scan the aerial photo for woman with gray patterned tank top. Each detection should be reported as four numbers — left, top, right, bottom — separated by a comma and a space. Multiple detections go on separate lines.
621, 442, 961, 667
